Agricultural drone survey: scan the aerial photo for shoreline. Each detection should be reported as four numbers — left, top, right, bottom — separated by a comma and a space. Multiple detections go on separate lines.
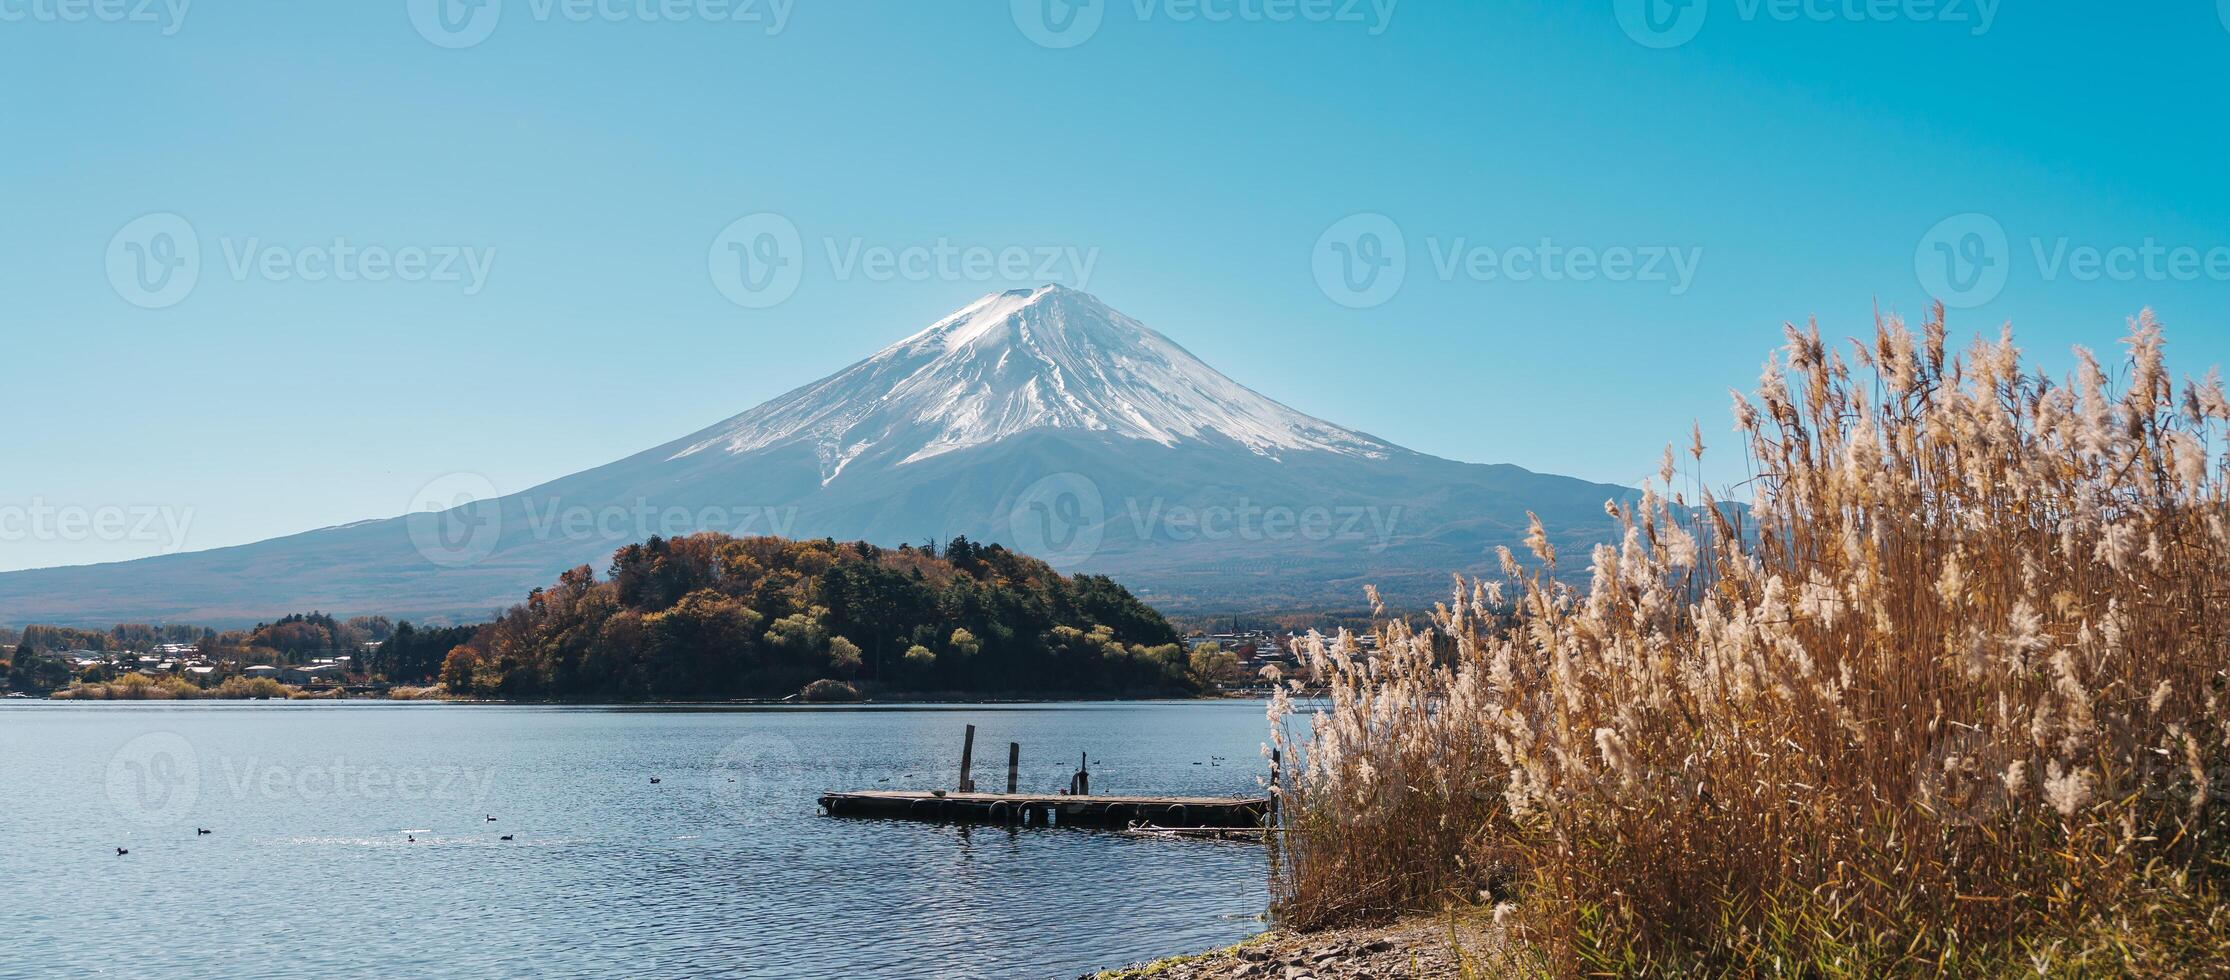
1088, 911, 1504, 979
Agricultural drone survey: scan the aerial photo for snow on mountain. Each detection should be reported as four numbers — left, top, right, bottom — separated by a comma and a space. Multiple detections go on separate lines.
669, 284, 1396, 483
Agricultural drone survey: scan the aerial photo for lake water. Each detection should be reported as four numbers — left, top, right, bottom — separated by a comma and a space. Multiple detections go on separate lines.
0, 700, 1278, 979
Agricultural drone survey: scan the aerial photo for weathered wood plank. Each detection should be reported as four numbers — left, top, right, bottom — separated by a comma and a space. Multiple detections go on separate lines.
817, 789, 1272, 828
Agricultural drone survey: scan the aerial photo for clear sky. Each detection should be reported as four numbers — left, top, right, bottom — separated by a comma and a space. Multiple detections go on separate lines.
4, 1, 2228, 572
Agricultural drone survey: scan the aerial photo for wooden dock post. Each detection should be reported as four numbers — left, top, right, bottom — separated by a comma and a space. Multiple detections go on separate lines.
958, 725, 977, 793
1006, 742, 1019, 795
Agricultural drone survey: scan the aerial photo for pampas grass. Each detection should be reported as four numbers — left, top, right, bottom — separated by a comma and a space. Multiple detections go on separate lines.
53, 672, 203, 700
55, 675, 347, 700
1272, 307, 2230, 973
57, 674, 303, 700
209, 676, 293, 699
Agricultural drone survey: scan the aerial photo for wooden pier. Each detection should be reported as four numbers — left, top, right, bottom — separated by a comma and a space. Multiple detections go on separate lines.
818, 789, 1272, 828
818, 724, 1276, 829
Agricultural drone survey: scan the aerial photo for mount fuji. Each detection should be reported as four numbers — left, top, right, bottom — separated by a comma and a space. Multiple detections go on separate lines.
0, 286, 1635, 627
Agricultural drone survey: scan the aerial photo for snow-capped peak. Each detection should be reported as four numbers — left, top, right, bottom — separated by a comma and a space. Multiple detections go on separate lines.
897, 286, 1048, 352
671, 285, 1395, 483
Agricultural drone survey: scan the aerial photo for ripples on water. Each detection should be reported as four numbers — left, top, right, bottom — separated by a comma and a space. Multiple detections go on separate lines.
0, 701, 1277, 979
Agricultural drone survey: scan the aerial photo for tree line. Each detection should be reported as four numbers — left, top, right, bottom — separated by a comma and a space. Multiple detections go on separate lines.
433, 533, 1195, 700
4, 612, 406, 692
2, 534, 1202, 700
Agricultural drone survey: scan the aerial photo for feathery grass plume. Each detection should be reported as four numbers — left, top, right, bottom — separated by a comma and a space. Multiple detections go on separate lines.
1272, 306, 2230, 973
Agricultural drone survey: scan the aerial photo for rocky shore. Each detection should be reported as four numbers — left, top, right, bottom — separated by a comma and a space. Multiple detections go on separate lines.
1088, 912, 1503, 979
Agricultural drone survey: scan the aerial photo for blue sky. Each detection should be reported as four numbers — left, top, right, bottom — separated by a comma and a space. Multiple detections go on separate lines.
4, 1, 2228, 572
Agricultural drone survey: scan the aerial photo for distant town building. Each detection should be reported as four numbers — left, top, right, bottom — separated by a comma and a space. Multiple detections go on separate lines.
281, 664, 341, 685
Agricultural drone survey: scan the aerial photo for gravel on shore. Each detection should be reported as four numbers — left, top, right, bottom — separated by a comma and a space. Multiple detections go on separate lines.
1087, 910, 1506, 979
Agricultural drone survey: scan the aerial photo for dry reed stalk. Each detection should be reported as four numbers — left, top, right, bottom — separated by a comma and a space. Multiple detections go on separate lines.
1272, 307, 2230, 974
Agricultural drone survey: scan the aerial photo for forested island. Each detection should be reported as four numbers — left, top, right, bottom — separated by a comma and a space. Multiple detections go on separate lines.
440, 533, 1194, 699
4, 534, 1211, 701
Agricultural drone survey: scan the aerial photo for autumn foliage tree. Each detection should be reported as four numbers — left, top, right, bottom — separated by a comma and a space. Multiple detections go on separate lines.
435, 533, 1191, 700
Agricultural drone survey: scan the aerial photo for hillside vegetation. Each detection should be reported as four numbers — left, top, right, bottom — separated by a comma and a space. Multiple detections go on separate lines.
437, 533, 1193, 700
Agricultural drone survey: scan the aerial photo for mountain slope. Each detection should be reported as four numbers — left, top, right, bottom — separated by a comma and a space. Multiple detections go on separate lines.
0, 286, 1636, 627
